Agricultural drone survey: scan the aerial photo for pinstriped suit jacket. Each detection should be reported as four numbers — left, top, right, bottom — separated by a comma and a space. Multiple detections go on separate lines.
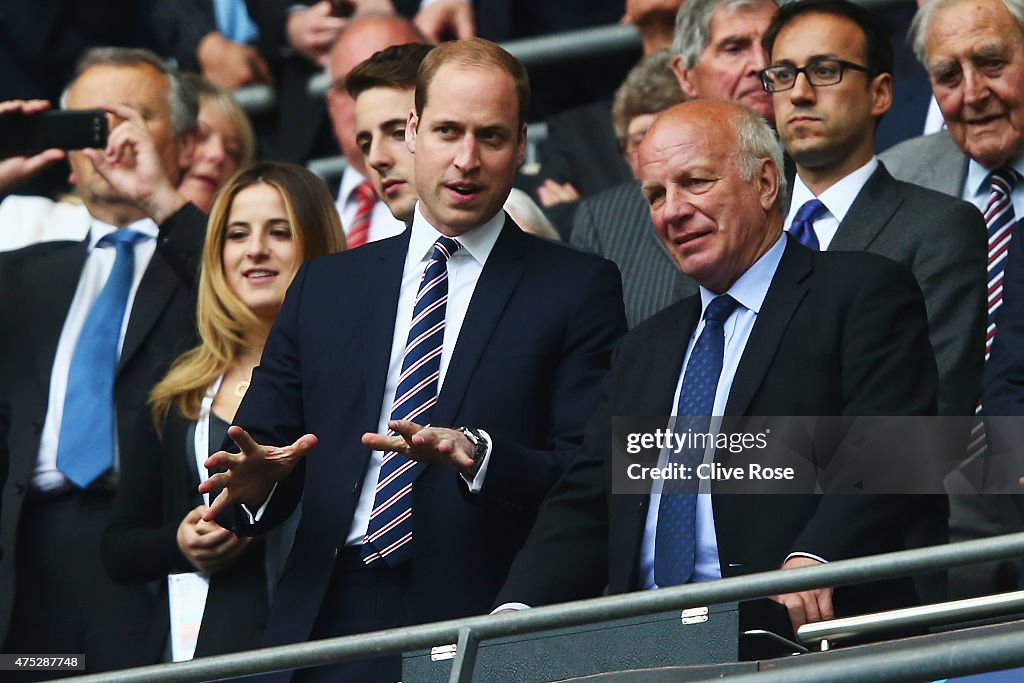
571, 180, 697, 328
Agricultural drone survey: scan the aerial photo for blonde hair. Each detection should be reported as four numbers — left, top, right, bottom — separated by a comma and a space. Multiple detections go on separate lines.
150, 161, 345, 425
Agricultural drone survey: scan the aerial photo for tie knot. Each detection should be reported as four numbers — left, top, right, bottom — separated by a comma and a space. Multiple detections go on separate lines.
99, 229, 145, 249
794, 198, 827, 224
432, 236, 462, 263
704, 294, 738, 324
355, 179, 377, 204
989, 167, 1020, 194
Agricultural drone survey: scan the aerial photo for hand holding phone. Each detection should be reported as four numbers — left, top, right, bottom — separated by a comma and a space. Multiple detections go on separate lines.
0, 107, 108, 157
0, 100, 70, 192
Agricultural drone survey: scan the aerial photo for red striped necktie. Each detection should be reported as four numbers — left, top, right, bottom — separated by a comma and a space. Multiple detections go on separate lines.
347, 180, 377, 249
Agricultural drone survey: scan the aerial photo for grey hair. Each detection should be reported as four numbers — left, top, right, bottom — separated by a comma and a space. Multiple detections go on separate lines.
672, 0, 777, 69
731, 105, 787, 211
911, 0, 1024, 66
60, 47, 198, 138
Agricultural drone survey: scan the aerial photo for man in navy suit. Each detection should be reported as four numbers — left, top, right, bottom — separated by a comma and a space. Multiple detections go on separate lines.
203, 37, 626, 682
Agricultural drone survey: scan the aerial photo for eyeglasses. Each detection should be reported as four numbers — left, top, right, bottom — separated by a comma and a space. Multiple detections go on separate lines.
759, 58, 870, 93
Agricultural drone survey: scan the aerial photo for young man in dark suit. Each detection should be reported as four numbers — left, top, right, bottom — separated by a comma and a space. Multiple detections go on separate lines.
496, 99, 940, 639
202, 38, 626, 682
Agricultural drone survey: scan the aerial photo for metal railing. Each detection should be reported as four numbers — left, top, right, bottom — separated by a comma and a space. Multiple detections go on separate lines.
64, 531, 1024, 683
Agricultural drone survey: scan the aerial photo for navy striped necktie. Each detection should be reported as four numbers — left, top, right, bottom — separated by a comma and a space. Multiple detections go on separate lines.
362, 236, 462, 567
655, 294, 739, 587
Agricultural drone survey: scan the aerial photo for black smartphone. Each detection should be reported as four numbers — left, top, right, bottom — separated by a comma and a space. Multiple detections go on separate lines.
0, 109, 108, 157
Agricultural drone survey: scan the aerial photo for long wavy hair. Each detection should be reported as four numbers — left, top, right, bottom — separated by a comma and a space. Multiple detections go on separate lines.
149, 161, 346, 425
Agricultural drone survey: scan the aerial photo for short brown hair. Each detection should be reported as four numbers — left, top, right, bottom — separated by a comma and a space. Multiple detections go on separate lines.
414, 37, 530, 127
611, 51, 687, 144
347, 43, 433, 99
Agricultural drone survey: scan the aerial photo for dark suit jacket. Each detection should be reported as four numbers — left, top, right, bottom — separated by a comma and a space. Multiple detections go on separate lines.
0, 204, 206, 647
814, 163, 987, 417
571, 180, 697, 328
497, 237, 940, 628
229, 217, 626, 655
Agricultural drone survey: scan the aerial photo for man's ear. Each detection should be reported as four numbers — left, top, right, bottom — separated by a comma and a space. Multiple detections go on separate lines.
516, 123, 527, 165
406, 109, 418, 155
672, 54, 700, 100
756, 157, 780, 212
176, 129, 197, 179
870, 72, 893, 119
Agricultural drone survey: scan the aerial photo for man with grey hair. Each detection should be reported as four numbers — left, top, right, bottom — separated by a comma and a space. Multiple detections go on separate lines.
498, 100, 938, 639
881, 0, 1024, 597
670, 0, 778, 125
0, 47, 206, 674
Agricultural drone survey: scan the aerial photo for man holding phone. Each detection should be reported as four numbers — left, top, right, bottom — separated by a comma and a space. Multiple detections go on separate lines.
0, 48, 207, 676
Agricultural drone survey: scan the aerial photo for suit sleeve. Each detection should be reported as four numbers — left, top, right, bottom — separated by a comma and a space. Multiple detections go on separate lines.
792, 259, 940, 561
102, 411, 194, 582
222, 261, 313, 535
156, 202, 207, 285
473, 257, 626, 518
151, 0, 217, 72
914, 200, 987, 417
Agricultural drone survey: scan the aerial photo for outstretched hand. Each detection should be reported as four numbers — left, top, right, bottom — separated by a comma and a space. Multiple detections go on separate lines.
199, 425, 318, 521
362, 419, 475, 470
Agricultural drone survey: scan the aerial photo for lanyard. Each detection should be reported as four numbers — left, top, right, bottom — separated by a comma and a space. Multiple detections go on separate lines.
193, 373, 224, 507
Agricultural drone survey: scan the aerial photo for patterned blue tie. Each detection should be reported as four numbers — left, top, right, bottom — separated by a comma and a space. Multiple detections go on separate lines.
789, 198, 827, 251
362, 236, 462, 567
655, 294, 739, 587
56, 229, 145, 488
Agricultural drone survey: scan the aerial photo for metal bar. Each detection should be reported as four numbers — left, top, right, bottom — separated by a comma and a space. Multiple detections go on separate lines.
797, 589, 1024, 646
447, 627, 479, 683
695, 622, 1024, 683
63, 532, 1024, 682
231, 84, 276, 115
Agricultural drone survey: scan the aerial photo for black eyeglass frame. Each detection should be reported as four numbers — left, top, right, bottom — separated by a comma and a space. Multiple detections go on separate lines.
759, 58, 871, 93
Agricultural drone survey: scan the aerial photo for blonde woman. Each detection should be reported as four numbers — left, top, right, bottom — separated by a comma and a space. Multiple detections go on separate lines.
103, 161, 344, 661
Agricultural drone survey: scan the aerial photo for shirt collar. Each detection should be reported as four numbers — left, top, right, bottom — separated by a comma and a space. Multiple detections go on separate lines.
698, 231, 786, 317
788, 156, 878, 226
407, 204, 505, 270
87, 216, 158, 251
338, 166, 368, 205
966, 155, 1024, 200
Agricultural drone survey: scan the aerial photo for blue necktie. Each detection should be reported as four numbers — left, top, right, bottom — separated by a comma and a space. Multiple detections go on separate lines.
56, 229, 145, 488
655, 294, 739, 587
362, 236, 462, 567
213, 0, 259, 44
789, 198, 827, 251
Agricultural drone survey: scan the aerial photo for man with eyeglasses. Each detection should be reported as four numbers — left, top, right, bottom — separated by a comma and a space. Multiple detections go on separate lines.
764, 0, 985, 421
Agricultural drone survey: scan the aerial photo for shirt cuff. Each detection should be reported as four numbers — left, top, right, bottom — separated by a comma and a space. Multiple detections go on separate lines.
785, 552, 828, 566
240, 482, 279, 524
491, 602, 531, 613
459, 428, 493, 494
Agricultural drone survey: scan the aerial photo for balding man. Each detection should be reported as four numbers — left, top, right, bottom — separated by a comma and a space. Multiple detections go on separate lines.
498, 100, 939, 639
325, 14, 424, 247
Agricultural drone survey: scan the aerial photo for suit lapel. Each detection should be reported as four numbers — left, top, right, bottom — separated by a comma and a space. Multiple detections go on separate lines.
829, 165, 901, 252
361, 230, 411, 430
432, 218, 527, 425
118, 249, 180, 375
725, 238, 812, 416
26, 241, 88, 394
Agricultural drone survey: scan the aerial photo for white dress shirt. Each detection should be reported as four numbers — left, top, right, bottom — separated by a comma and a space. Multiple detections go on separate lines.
335, 166, 405, 244
784, 157, 879, 250
33, 218, 159, 492
340, 206, 504, 543
0, 195, 92, 252
923, 96, 946, 137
